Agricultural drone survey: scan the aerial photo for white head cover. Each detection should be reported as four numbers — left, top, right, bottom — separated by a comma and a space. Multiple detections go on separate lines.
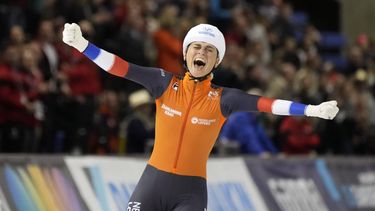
183, 24, 226, 64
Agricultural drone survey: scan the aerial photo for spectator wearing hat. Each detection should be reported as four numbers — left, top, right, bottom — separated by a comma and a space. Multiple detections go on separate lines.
120, 89, 155, 154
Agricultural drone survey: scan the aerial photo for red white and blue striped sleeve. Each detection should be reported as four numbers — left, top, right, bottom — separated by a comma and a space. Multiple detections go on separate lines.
81, 42, 173, 98
220, 88, 307, 117
257, 97, 307, 116
83, 43, 129, 77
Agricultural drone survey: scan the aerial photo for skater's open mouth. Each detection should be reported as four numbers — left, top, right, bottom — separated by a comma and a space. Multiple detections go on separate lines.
194, 58, 206, 67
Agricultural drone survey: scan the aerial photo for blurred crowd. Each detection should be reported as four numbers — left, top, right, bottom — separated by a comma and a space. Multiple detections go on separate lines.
0, 0, 374, 156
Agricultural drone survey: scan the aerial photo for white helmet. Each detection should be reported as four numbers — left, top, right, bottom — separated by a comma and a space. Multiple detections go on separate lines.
183, 24, 226, 64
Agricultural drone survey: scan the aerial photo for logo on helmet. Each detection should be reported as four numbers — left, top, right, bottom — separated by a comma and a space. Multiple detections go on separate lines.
198, 27, 215, 37
204, 27, 213, 32
198, 31, 215, 37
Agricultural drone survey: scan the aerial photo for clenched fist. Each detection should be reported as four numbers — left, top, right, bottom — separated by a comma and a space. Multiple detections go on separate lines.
62, 23, 88, 52
305, 100, 339, 120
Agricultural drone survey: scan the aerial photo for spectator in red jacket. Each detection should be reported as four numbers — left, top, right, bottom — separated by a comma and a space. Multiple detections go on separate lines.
0, 45, 42, 152
278, 116, 320, 155
59, 50, 102, 154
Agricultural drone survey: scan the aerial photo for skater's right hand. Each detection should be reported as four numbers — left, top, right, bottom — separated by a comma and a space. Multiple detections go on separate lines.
62, 23, 89, 52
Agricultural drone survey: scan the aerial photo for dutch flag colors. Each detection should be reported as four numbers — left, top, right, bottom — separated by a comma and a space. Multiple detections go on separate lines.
257, 97, 307, 116
83, 42, 308, 116
83, 43, 129, 77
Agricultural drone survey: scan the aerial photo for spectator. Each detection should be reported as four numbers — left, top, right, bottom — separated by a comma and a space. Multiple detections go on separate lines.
111, 10, 150, 66
60, 50, 102, 154
270, 2, 295, 44
278, 117, 320, 155
345, 45, 367, 75
120, 89, 155, 154
258, 0, 283, 22
219, 111, 278, 156
242, 64, 270, 91
35, 19, 60, 80
279, 36, 301, 69
0, 45, 41, 152
92, 90, 122, 154
153, 4, 184, 74
218, 41, 246, 81
293, 67, 321, 104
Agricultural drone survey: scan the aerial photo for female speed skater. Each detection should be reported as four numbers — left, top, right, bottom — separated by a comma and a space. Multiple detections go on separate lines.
62, 22, 339, 211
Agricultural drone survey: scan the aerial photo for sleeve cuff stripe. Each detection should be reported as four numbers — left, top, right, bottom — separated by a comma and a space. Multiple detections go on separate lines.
258, 98, 307, 116
289, 102, 307, 115
272, 100, 292, 115
108, 56, 129, 77
83, 43, 100, 60
93, 49, 114, 71
257, 97, 275, 113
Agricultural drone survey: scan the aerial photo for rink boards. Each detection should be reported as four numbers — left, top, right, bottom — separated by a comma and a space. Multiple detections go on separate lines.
0, 156, 374, 211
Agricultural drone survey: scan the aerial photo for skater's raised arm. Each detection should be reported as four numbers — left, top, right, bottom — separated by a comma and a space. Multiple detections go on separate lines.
62, 23, 172, 98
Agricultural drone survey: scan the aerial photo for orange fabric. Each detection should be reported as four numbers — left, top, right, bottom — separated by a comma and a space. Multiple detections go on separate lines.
109, 56, 129, 77
148, 73, 226, 178
153, 29, 183, 75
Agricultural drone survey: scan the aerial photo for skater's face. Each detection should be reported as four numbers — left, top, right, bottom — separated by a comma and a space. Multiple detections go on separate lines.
184, 42, 219, 78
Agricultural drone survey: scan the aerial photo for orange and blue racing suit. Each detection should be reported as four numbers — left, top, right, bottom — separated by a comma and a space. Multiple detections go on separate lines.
82, 43, 308, 210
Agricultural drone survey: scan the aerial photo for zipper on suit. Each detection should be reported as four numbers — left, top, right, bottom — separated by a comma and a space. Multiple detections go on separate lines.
173, 80, 197, 173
